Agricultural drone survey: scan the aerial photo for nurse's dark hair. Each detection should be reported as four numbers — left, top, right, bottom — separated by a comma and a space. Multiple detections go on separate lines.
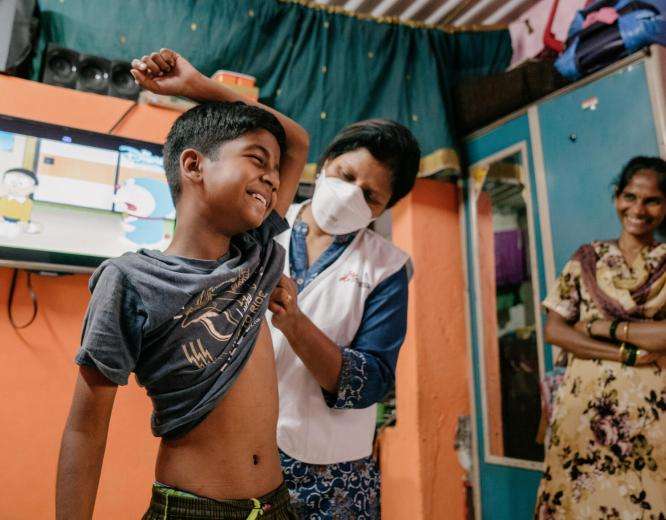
614, 156, 666, 197
317, 119, 421, 208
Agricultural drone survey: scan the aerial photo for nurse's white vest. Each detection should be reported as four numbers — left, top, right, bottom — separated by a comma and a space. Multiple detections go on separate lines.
271, 203, 409, 464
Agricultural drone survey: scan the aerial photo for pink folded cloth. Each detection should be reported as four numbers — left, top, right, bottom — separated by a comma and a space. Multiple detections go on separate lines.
583, 7, 619, 29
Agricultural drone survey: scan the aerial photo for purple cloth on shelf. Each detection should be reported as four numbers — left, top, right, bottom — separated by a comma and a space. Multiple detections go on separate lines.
494, 229, 527, 287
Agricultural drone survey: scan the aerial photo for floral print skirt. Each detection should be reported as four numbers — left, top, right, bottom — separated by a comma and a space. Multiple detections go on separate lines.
535, 358, 666, 519
280, 450, 380, 519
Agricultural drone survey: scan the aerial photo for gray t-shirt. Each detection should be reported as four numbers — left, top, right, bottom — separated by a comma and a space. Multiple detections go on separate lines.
76, 211, 287, 438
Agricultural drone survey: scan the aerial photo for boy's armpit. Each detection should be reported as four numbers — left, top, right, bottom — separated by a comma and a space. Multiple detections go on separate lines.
76, 349, 132, 386
79, 364, 119, 388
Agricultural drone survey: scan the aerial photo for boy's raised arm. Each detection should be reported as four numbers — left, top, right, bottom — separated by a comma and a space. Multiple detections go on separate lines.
56, 366, 118, 520
131, 49, 309, 218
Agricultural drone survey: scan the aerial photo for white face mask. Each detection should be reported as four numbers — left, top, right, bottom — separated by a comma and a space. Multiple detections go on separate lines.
310, 170, 375, 235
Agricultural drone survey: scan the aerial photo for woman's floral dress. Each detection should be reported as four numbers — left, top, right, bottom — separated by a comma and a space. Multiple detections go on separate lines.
535, 241, 666, 520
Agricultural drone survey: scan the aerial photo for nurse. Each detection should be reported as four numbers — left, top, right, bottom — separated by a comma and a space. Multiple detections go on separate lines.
268, 119, 421, 519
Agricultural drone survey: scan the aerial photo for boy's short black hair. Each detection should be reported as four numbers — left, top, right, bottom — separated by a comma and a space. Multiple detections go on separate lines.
317, 119, 421, 208
3, 168, 38, 184
163, 101, 287, 203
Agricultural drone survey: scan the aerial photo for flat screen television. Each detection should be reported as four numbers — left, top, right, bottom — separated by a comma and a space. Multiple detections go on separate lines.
0, 114, 175, 273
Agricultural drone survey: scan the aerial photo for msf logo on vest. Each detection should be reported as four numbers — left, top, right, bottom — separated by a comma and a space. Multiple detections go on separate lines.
338, 270, 371, 289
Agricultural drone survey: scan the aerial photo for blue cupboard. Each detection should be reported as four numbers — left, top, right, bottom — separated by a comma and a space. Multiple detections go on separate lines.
461, 46, 666, 519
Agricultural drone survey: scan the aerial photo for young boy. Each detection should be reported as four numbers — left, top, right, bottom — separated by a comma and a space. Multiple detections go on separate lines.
55, 49, 309, 519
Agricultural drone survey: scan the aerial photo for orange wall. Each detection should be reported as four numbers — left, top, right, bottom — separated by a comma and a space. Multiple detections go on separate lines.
0, 76, 174, 519
380, 180, 470, 519
0, 269, 159, 519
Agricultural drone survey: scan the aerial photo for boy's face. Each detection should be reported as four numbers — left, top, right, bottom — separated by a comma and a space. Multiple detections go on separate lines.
3, 171, 37, 197
196, 129, 280, 235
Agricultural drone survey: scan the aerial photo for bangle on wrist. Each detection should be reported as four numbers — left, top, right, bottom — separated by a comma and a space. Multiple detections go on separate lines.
619, 342, 628, 363
586, 317, 600, 337
622, 321, 630, 341
625, 345, 638, 366
619, 342, 638, 366
609, 319, 621, 341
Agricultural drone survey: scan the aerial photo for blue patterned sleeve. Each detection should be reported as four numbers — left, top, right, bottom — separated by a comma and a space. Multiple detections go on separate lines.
323, 265, 409, 409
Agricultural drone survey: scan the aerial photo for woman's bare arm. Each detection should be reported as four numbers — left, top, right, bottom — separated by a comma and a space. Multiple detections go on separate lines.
589, 319, 666, 353
545, 311, 624, 362
546, 311, 661, 365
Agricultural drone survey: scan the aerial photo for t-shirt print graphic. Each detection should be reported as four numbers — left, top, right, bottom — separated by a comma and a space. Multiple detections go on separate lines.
173, 267, 269, 374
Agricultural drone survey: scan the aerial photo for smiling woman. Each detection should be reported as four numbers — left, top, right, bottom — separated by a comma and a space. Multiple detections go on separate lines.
614, 157, 666, 238
534, 157, 666, 518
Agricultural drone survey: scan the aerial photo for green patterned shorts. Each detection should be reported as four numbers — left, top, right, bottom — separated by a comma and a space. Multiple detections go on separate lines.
142, 481, 298, 520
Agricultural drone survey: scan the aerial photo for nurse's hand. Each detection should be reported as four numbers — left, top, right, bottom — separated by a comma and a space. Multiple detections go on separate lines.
269, 275, 302, 333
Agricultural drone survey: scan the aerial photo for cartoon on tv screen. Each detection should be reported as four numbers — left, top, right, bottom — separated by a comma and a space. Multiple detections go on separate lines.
0, 128, 175, 263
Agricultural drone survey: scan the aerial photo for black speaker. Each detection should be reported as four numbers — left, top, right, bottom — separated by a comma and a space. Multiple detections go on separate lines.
109, 60, 140, 100
0, 0, 39, 77
76, 54, 110, 94
42, 44, 79, 88
42, 45, 140, 101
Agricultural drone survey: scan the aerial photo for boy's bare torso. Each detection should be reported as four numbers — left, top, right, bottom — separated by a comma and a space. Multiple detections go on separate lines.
155, 320, 283, 500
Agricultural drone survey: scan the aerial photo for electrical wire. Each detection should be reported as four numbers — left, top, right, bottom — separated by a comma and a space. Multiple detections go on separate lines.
8, 269, 38, 329
109, 102, 139, 134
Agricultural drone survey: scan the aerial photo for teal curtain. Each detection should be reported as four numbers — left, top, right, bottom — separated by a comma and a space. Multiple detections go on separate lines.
33, 0, 511, 175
